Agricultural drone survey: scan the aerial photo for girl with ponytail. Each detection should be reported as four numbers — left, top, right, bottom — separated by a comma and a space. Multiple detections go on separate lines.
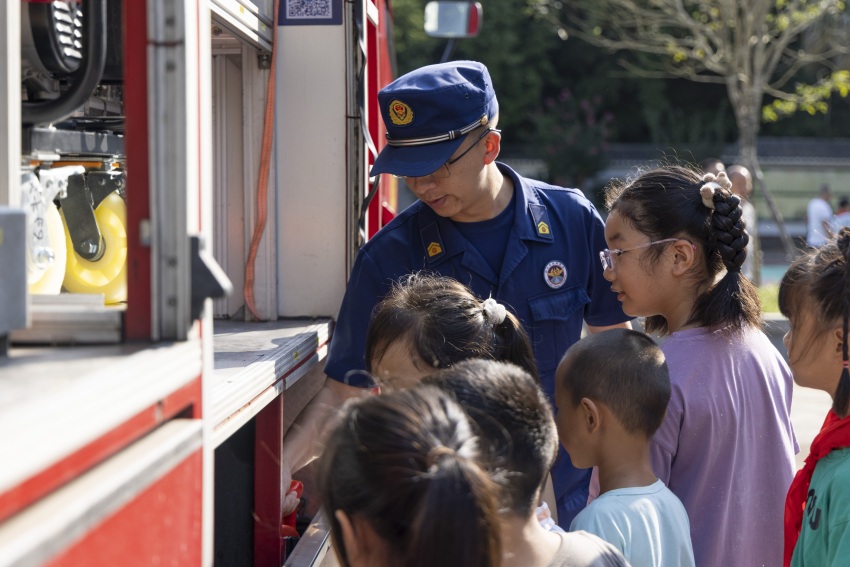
365, 272, 537, 390
780, 227, 850, 566
601, 165, 797, 567
317, 387, 502, 567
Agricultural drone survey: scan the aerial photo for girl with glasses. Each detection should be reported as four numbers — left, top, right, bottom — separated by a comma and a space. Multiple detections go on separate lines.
600, 165, 796, 567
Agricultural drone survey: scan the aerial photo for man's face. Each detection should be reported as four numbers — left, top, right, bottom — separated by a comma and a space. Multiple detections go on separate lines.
403, 128, 498, 223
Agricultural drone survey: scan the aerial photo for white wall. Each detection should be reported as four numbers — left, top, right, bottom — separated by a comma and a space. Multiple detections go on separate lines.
275, 25, 349, 318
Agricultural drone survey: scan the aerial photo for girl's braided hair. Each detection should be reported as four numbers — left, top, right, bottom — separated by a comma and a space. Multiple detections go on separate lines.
779, 227, 850, 417
605, 165, 761, 335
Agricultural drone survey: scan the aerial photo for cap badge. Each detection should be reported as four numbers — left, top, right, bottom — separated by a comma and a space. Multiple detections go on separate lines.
427, 242, 443, 257
389, 99, 414, 126
544, 260, 567, 289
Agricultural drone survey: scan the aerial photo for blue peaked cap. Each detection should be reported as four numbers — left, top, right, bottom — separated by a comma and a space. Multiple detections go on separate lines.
370, 60, 499, 178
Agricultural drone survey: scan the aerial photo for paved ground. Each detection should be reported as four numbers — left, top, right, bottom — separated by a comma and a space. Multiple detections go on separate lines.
790, 382, 831, 468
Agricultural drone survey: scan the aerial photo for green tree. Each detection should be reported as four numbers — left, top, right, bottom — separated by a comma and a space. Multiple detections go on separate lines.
531, 0, 850, 257
390, 0, 560, 140
531, 88, 614, 187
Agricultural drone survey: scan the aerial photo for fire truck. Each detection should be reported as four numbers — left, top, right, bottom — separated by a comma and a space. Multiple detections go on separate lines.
0, 0, 401, 564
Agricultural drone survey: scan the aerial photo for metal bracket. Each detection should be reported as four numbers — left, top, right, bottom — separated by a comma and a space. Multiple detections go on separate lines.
190, 235, 232, 321
87, 169, 126, 206
58, 170, 125, 261
59, 173, 102, 261
258, 52, 272, 70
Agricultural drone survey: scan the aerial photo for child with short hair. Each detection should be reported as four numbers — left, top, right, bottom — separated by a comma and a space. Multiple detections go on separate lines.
601, 166, 797, 567
317, 386, 502, 567
780, 227, 850, 566
556, 329, 694, 567
425, 359, 628, 567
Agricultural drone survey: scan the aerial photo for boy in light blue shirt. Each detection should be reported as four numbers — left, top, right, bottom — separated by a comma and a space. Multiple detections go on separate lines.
555, 329, 694, 567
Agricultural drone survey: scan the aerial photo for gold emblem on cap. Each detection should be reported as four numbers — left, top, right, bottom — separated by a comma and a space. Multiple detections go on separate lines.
479, 114, 489, 126
389, 99, 414, 126
427, 242, 443, 257
537, 221, 550, 235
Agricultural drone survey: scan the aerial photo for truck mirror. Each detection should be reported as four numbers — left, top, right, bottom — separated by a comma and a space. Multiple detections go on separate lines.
424, 1, 482, 38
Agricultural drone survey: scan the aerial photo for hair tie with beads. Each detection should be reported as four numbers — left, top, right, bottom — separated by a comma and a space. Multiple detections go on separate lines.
699, 171, 733, 209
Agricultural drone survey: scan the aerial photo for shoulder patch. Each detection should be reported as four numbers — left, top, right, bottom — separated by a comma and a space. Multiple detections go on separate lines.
529, 203, 554, 240
420, 221, 445, 263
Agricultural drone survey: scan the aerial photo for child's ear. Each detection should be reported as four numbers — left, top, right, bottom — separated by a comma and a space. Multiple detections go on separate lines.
335, 510, 378, 566
669, 239, 697, 276
580, 397, 601, 433
335, 510, 360, 564
833, 327, 846, 356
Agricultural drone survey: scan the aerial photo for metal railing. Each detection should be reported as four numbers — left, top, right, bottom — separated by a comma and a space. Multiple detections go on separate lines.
283, 510, 337, 567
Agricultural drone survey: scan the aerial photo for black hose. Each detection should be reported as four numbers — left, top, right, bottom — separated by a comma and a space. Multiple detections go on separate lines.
22, 0, 108, 126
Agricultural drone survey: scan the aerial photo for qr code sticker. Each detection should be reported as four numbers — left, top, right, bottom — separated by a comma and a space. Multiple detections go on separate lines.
286, 0, 332, 19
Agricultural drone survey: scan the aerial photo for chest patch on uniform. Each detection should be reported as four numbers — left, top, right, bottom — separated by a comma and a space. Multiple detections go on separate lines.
427, 242, 443, 257
529, 203, 553, 240
544, 260, 567, 289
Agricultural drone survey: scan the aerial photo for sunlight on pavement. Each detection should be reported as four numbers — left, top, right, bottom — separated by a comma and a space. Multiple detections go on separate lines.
790, 384, 833, 469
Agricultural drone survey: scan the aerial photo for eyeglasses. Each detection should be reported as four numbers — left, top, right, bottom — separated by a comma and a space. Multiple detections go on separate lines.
598, 238, 682, 271
393, 128, 500, 181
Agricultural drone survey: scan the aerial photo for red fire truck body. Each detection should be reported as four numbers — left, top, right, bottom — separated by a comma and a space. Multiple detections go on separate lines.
0, 1, 395, 565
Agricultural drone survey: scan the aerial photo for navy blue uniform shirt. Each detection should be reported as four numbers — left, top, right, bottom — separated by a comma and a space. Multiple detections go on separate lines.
324, 163, 631, 524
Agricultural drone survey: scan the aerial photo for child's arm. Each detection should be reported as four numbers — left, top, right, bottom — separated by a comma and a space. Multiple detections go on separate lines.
649, 388, 684, 483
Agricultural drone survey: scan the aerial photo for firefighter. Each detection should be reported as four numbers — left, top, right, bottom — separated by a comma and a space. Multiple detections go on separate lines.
281, 60, 631, 528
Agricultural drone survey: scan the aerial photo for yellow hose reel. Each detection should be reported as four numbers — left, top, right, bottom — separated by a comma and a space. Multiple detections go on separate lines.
61, 190, 127, 304
27, 201, 67, 295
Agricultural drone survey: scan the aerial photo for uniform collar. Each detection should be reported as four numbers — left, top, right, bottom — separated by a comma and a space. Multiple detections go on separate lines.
500, 163, 554, 243
419, 162, 554, 271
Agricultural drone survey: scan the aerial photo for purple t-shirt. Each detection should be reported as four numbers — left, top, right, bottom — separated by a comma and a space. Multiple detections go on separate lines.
651, 325, 797, 567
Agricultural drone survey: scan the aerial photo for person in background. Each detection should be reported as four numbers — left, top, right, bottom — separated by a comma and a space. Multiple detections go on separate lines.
807, 183, 833, 247
830, 195, 850, 234
280, 60, 631, 527
316, 387, 502, 567
425, 359, 629, 567
556, 329, 694, 567
600, 165, 797, 567
780, 228, 850, 567
727, 164, 758, 283
699, 157, 725, 176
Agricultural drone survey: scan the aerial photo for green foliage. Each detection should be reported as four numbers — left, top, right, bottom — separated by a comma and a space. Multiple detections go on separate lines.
531, 89, 614, 186
763, 70, 850, 122
387, 0, 850, 162
759, 284, 780, 314
390, 0, 558, 138
531, 0, 850, 142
